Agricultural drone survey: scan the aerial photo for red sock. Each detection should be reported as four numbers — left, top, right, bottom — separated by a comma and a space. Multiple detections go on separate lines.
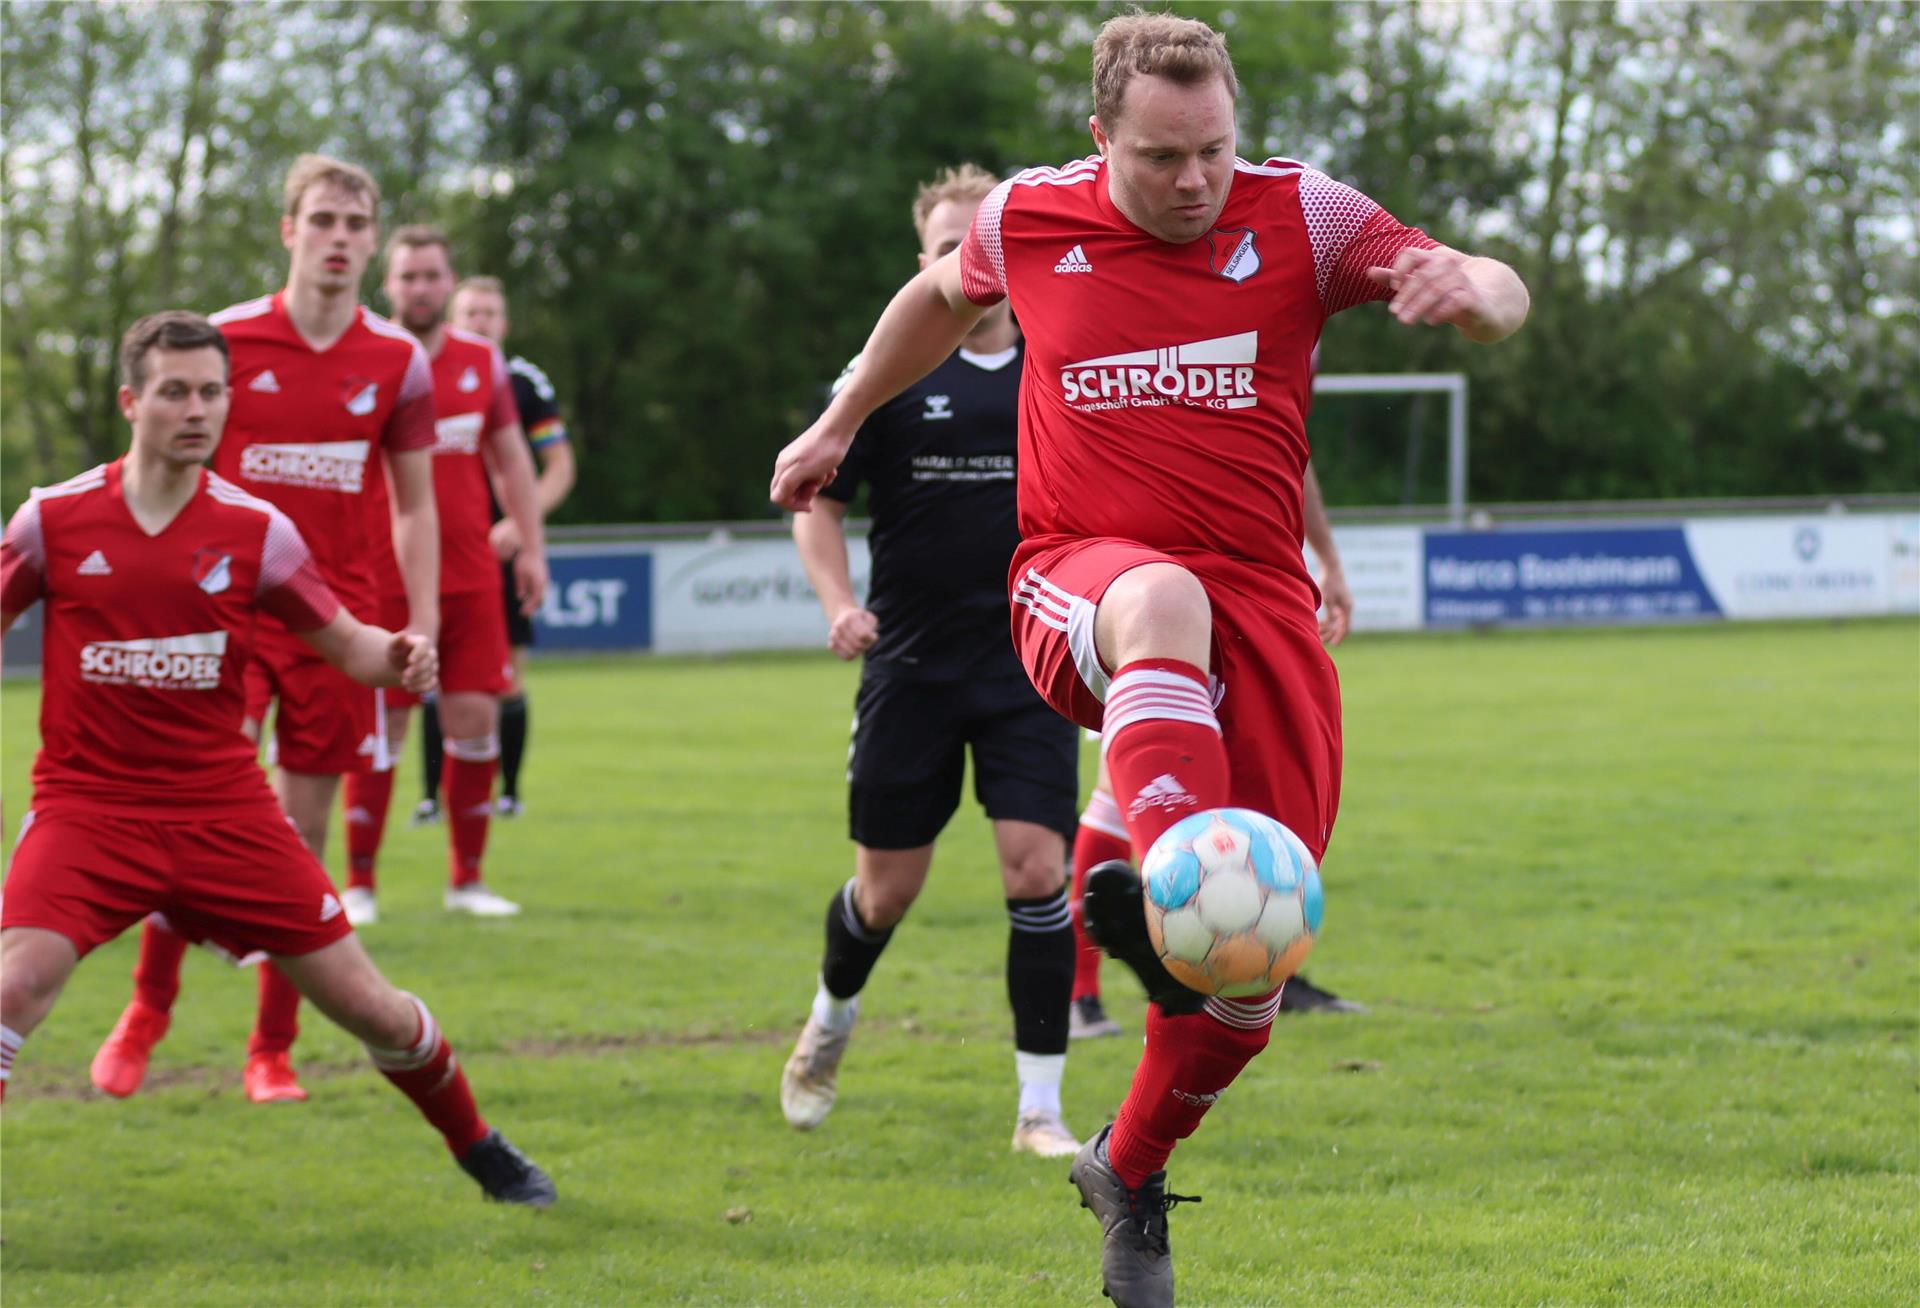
1101, 660, 1231, 852
343, 769, 396, 891
366, 994, 489, 1154
443, 747, 498, 888
1106, 992, 1281, 1186
132, 917, 190, 1014
247, 962, 302, 1058
1071, 789, 1133, 1001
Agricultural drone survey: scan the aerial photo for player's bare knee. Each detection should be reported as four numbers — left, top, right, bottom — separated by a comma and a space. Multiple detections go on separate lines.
1096, 562, 1212, 668
853, 881, 914, 930
1002, 853, 1066, 900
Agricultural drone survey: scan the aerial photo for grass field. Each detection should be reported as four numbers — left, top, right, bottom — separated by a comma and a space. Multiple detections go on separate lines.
2, 620, 1916, 1306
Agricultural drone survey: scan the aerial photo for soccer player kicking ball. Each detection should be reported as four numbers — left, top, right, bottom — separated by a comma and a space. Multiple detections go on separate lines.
90, 153, 441, 1105
773, 14, 1527, 1305
0, 312, 554, 1207
781, 165, 1083, 1158
339, 228, 547, 924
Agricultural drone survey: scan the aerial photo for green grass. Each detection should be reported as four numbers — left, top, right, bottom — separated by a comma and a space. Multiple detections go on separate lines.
3, 621, 1917, 1305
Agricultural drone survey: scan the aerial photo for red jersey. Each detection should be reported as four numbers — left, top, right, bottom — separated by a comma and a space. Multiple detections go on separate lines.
367, 328, 518, 600
0, 461, 339, 818
208, 292, 434, 618
959, 155, 1435, 603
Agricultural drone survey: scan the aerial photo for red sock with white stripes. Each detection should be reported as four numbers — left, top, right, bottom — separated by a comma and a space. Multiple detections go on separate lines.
1101, 660, 1231, 853
443, 737, 498, 889
1071, 788, 1132, 1001
1105, 996, 1279, 1186
132, 916, 189, 1015
343, 769, 395, 892
247, 962, 302, 1058
365, 993, 489, 1154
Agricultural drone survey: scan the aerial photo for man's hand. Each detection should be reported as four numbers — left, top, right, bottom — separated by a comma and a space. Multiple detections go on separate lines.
511, 548, 548, 617
489, 518, 523, 561
388, 632, 439, 695
771, 419, 854, 513
827, 606, 879, 660
1366, 247, 1528, 343
1317, 563, 1354, 647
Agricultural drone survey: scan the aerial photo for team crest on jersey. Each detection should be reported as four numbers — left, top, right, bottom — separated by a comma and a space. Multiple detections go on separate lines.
458, 366, 481, 393
1206, 227, 1261, 284
342, 377, 379, 416
193, 549, 232, 595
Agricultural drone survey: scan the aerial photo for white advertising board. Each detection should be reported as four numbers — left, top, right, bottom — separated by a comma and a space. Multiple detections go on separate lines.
1684, 516, 1894, 620
1308, 526, 1425, 632
650, 535, 871, 654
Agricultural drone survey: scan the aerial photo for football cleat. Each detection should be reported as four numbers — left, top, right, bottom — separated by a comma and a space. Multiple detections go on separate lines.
1069, 994, 1123, 1040
458, 1129, 557, 1207
342, 886, 379, 927
780, 1011, 853, 1130
1070, 1125, 1200, 1308
1012, 1109, 1081, 1158
494, 795, 525, 819
410, 798, 441, 827
1080, 861, 1206, 1015
243, 1051, 308, 1104
444, 884, 521, 917
90, 999, 171, 1099
1279, 973, 1369, 1014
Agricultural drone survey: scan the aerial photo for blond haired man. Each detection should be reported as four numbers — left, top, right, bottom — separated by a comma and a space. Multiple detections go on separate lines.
774, 14, 1527, 1305
92, 154, 442, 1106
780, 164, 1083, 1158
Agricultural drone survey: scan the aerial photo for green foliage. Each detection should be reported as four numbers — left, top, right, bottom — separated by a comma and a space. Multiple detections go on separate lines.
3, 1, 1915, 519
3, 622, 1917, 1302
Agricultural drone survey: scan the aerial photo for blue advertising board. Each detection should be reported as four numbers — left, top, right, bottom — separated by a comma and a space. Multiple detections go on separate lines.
530, 547, 654, 651
1423, 527, 1722, 626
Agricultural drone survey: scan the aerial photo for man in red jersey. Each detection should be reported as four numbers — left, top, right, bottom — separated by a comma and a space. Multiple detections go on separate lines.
0, 312, 554, 1206
339, 227, 547, 923
90, 154, 441, 1106
772, 14, 1527, 1305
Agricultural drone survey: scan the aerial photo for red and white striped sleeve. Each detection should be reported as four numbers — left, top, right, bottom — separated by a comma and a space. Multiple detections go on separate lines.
256, 504, 341, 632
1294, 167, 1440, 317
0, 494, 47, 614
386, 342, 437, 452
957, 178, 1016, 307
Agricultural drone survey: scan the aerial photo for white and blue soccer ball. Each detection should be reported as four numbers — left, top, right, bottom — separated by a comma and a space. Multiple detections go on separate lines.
1140, 807, 1325, 998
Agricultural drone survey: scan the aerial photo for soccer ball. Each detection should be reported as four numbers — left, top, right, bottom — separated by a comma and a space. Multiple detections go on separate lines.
1140, 808, 1324, 998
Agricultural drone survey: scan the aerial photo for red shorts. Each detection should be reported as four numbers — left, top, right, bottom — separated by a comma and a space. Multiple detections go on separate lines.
1009, 534, 1343, 860
372, 587, 511, 713
243, 624, 380, 775
2, 805, 354, 960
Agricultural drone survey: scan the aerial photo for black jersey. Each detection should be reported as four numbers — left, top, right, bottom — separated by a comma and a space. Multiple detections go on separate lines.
821, 342, 1025, 681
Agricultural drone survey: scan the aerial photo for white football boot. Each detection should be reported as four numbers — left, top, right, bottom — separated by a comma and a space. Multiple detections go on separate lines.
444, 884, 522, 916
1012, 1109, 1081, 1157
780, 1009, 854, 1130
341, 886, 378, 927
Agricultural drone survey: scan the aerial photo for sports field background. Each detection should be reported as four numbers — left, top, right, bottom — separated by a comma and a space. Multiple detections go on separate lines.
2, 620, 1915, 1305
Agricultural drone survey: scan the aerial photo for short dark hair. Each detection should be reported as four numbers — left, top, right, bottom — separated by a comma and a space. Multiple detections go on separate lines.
385, 223, 453, 265
119, 311, 230, 392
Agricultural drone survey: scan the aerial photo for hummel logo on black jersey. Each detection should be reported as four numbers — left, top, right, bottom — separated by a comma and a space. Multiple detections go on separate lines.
249, 370, 281, 394
77, 549, 112, 576
1054, 245, 1093, 274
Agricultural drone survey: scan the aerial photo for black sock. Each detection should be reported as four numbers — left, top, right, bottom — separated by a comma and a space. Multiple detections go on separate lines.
1006, 887, 1075, 1055
420, 698, 443, 803
821, 879, 894, 1001
499, 693, 528, 799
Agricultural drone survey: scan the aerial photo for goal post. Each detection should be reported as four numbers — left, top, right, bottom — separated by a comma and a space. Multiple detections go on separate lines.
1312, 372, 1468, 526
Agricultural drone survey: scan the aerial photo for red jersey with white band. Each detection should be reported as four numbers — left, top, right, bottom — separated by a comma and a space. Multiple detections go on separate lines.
207, 292, 434, 618
958, 155, 1436, 596
0, 461, 339, 817
367, 328, 519, 601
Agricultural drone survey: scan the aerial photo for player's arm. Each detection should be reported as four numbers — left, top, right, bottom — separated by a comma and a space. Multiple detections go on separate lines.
792, 496, 876, 660
388, 447, 441, 640
486, 418, 548, 615
771, 252, 986, 512
299, 609, 438, 693
533, 438, 575, 515
1366, 248, 1529, 343
1301, 463, 1353, 647
0, 496, 47, 638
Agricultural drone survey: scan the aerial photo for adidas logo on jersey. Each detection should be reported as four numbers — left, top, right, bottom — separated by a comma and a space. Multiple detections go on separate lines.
1127, 773, 1199, 819
1053, 244, 1094, 274
77, 549, 113, 576
249, 370, 282, 394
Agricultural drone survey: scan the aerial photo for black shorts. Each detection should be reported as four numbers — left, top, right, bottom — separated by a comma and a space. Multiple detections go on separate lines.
846, 670, 1080, 850
501, 558, 533, 648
